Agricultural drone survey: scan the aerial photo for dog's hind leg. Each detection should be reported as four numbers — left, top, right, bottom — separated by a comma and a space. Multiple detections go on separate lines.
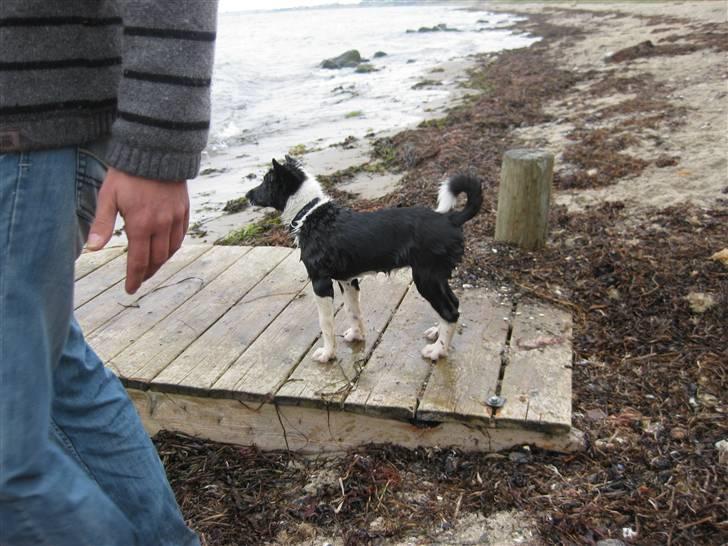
413, 273, 460, 361
312, 278, 336, 362
340, 279, 365, 343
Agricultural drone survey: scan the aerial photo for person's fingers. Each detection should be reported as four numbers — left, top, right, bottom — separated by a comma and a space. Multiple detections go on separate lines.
147, 231, 171, 281
86, 178, 118, 251
125, 235, 151, 294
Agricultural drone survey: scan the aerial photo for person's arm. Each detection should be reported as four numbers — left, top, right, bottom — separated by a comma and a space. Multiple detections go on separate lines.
87, 0, 218, 294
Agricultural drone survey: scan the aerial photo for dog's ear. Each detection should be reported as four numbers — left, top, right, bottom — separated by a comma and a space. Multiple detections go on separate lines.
272, 158, 288, 178
283, 155, 306, 182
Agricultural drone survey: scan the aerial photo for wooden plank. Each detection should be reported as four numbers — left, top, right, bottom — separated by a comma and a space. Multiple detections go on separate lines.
276, 270, 411, 408
212, 289, 343, 399
74, 253, 129, 308
343, 284, 437, 420
129, 389, 586, 454
497, 300, 573, 432
76, 245, 210, 334
417, 289, 510, 423
152, 250, 308, 393
75, 246, 126, 281
88, 246, 250, 364
112, 246, 291, 386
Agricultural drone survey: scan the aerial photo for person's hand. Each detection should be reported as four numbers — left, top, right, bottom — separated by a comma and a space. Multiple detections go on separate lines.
86, 167, 189, 294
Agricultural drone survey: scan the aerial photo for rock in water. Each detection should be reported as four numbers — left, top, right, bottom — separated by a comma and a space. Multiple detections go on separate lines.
355, 63, 376, 74
321, 50, 363, 69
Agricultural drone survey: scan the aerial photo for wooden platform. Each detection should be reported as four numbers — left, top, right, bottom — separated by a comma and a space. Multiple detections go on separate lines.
75, 245, 583, 453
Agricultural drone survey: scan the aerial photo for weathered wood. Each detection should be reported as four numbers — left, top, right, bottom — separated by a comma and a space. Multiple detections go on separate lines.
212, 288, 343, 398
129, 389, 585, 454
74, 253, 129, 308
112, 246, 290, 386
497, 300, 573, 432
88, 246, 250, 364
417, 290, 510, 423
152, 250, 308, 393
73, 244, 578, 453
276, 270, 412, 408
495, 149, 554, 250
343, 285, 436, 420
74, 246, 126, 281
76, 245, 210, 334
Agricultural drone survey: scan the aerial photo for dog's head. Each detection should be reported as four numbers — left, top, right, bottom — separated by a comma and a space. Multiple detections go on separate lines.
246, 156, 307, 211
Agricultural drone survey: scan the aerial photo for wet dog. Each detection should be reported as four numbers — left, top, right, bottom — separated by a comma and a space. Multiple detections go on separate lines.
246, 156, 482, 362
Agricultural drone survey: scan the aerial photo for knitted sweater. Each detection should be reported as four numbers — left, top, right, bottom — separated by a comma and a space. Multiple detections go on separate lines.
0, 0, 218, 181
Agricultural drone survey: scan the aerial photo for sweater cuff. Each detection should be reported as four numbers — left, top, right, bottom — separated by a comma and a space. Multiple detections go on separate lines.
105, 140, 201, 181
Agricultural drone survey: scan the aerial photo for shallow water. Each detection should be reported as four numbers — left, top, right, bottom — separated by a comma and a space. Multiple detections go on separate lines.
210, 5, 532, 155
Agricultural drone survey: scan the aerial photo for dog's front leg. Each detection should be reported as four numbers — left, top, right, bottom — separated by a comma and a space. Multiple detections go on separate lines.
312, 278, 336, 362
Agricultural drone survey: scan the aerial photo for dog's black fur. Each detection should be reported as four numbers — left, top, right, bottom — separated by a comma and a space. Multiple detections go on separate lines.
246, 155, 483, 361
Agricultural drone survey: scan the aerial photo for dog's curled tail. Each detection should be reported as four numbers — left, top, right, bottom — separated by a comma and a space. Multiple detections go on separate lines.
435, 174, 483, 226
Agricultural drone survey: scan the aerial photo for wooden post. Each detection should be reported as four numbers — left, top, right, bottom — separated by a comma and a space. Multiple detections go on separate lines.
495, 149, 554, 251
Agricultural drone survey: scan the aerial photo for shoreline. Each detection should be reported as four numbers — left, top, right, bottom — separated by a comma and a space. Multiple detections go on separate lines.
188, 55, 484, 244
186, 4, 523, 244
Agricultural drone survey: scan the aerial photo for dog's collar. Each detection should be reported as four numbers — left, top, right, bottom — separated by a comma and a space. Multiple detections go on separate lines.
289, 197, 321, 233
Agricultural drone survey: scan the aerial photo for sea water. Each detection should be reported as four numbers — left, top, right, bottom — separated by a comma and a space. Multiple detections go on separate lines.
210, 2, 534, 153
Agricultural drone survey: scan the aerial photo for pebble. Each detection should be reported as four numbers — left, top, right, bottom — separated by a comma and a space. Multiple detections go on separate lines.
716, 439, 728, 465
650, 455, 671, 470
596, 540, 626, 546
508, 451, 532, 464
369, 516, 386, 533
444, 453, 459, 474
670, 427, 688, 440
586, 408, 608, 422
685, 291, 716, 313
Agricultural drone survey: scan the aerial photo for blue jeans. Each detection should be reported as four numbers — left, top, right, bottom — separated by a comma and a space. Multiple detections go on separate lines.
0, 147, 200, 546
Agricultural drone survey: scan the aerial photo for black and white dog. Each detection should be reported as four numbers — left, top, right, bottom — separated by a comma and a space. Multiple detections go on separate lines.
246, 156, 482, 363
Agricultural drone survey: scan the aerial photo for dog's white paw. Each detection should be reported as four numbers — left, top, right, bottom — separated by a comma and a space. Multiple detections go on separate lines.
421, 341, 448, 361
343, 327, 365, 343
312, 346, 335, 363
424, 326, 439, 341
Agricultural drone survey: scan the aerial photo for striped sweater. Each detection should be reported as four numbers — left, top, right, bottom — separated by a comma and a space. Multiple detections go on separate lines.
0, 0, 218, 181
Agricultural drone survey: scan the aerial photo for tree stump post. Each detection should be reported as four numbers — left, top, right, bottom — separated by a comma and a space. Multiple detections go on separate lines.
495, 149, 554, 251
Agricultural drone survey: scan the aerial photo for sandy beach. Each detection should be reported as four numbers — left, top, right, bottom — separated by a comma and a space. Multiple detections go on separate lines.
153, 3, 727, 545
495, 1, 727, 215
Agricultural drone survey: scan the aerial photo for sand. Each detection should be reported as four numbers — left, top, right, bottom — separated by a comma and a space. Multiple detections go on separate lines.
488, 1, 727, 215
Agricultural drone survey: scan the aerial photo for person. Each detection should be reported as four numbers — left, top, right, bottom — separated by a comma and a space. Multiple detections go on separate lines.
0, 1, 218, 545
